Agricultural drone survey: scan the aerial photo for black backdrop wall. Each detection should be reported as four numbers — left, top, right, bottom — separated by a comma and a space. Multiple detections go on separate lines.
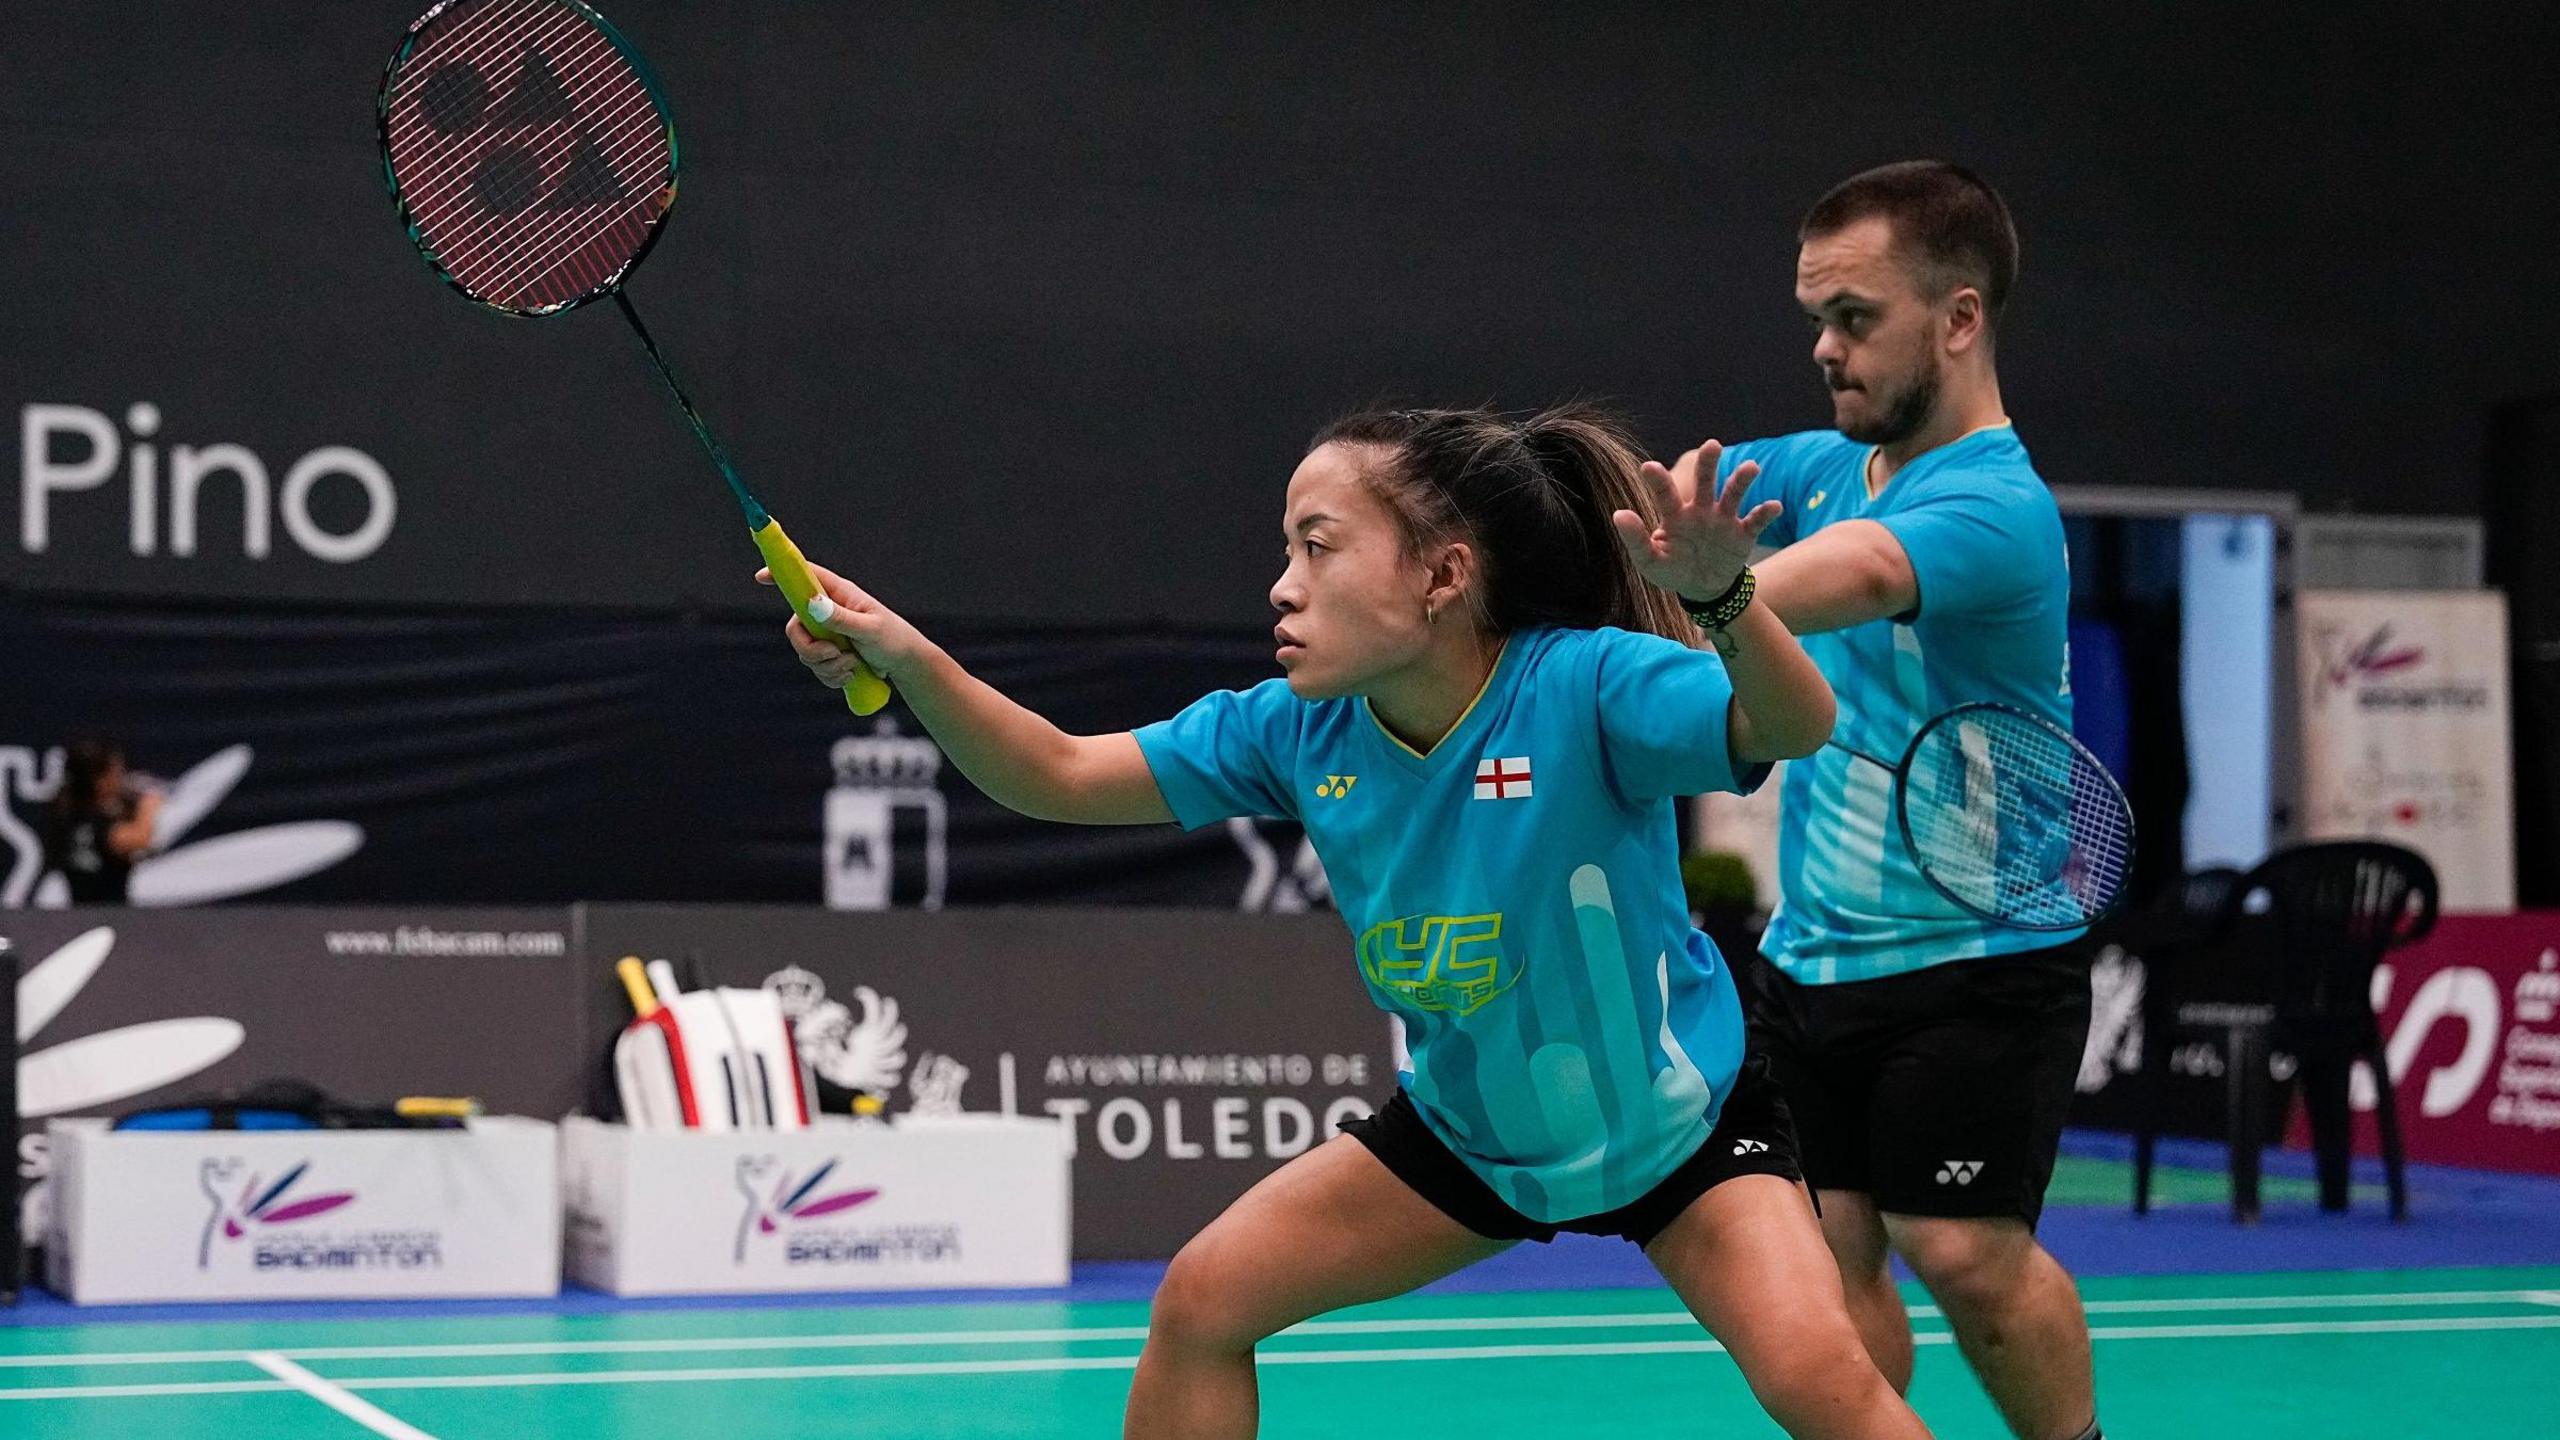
4, 3, 2550, 627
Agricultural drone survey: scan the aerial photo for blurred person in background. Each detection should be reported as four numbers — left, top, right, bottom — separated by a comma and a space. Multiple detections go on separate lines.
42, 734, 162, 905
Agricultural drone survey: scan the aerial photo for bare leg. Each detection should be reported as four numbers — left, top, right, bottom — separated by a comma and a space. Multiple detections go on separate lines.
1125, 1134, 1509, 1438
1817, 1188, 1914, 1393
1646, 1175, 1932, 1439
1887, 1214, 2096, 1440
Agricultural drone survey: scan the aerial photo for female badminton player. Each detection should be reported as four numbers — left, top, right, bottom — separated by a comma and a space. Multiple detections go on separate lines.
768, 406, 1929, 1439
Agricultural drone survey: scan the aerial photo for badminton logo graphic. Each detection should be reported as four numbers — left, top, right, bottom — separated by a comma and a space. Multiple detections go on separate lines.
0, 743, 364, 909
2315, 623, 2426, 697
197, 1159, 356, 1268
732, 1157, 879, 1263
192, 1157, 445, 1273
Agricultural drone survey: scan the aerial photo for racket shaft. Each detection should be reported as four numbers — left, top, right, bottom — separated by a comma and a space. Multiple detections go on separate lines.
754, 519, 893, 714
608, 293, 893, 717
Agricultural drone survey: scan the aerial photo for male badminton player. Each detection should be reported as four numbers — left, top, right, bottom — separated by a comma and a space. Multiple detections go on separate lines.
1714, 162, 2103, 1440
773, 406, 1929, 1438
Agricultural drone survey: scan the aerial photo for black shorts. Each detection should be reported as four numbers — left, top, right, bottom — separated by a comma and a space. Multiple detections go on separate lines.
1341, 1055, 1805, 1247
1745, 944, 2090, 1228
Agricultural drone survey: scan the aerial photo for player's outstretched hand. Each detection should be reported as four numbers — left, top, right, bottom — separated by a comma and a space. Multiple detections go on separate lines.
756, 562, 929, 690
1613, 439, 1784, 601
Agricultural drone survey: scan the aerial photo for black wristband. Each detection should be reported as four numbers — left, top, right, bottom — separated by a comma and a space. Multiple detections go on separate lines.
1678, 568, 1756, 632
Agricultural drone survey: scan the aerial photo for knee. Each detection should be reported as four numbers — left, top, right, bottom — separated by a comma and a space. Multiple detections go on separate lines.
1147, 1237, 1274, 1356
1743, 1323, 1896, 1423
1890, 1217, 2030, 1315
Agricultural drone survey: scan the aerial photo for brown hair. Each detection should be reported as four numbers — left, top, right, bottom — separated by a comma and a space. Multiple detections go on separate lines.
1802, 160, 2019, 326
1309, 404, 1695, 645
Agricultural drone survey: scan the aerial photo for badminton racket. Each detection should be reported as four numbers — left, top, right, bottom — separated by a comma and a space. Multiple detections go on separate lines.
1832, 701, 2134, 931
377, 0, 890, 713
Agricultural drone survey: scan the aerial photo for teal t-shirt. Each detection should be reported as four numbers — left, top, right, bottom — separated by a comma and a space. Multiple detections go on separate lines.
1723, 425, 2079, 985
1134, 626, 1766, 1222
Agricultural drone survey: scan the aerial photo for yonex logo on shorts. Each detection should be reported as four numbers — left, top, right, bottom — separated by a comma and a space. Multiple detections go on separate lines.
1936, 1160, 1986, 1186
1732, 1139, 1771, 1157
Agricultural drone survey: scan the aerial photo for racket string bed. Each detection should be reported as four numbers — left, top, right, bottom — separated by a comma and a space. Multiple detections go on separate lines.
1900, 705, 2134, 930
382, 0, 674, 314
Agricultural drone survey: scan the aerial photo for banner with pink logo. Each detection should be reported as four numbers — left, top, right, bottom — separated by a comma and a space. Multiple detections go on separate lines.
2304, 913, 2560, 1177
2296, 590, 2516, 911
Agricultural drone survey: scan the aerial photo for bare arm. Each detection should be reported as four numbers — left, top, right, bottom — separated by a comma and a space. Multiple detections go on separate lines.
765, 565, 1174, 826
1708, 598, 1836, 763
105, 791, 161, 859
1616, 440, 1837, 765
1751, 519, 1919, 635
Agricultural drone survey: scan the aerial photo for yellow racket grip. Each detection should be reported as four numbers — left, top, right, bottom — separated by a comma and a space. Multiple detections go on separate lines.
616, 956, 660, 1018
752, 517, 893, 715
395, 1096, 482, 1119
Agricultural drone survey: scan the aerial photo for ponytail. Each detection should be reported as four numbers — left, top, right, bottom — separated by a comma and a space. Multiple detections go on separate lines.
1309, 403, 1697, 645
1515, 409, 1700, 644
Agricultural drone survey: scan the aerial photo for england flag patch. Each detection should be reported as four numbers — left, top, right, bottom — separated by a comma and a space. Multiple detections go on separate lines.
1473, 756, 1533, 800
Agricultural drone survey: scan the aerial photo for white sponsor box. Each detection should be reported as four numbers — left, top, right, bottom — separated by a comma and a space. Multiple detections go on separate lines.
46, 1117, 560, 1304
563, 1114, 1069, 1295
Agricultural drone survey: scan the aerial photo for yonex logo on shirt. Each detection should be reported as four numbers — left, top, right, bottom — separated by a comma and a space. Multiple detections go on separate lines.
1473, 756, 1533, 800
1314, 774, 1359, 798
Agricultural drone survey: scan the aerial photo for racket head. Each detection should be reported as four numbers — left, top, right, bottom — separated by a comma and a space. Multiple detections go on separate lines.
378, 0, 678, 317
1894, 701, 2136, 932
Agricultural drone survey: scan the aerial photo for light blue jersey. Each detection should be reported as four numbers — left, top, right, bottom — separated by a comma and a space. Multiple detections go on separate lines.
1135, 626, 1765, 1222
1725, 425, 2077, 985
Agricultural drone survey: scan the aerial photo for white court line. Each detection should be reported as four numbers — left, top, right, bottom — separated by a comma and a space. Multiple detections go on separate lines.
6, 1313, 2560, 1402
249, 1354, 441, 1440
2, 1287, 2555, 1370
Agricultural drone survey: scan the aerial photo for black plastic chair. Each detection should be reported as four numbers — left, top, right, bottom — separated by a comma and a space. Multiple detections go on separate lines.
2133, 844, 2437, 1222
2129, 866, 2252, 1217
2255, 841, 2438, 1221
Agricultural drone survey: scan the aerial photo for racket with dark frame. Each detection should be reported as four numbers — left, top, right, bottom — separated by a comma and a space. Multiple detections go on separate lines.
1830, 701, 2135, 932
377, 0, 890, 714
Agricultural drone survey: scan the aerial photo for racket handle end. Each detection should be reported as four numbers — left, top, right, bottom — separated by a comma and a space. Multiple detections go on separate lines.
844, 671, 893, 715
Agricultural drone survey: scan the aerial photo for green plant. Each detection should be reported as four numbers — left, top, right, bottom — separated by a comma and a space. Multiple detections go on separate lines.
1680, 850, 1760, 916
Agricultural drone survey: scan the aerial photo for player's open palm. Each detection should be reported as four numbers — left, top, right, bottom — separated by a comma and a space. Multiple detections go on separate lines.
1613, 439, 1783, 600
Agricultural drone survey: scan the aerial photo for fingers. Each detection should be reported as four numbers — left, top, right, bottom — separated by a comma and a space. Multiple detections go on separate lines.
1611, 507, 1661, 567
1637, 458, 1684, 521
806, 561, 871, 610
784, 615, 862, 688
1741, 498, 1785, 537
1716, 456, 1760, 517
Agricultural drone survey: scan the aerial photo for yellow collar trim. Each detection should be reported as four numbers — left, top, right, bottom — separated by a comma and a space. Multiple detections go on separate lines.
1366, 638, 1510, 761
